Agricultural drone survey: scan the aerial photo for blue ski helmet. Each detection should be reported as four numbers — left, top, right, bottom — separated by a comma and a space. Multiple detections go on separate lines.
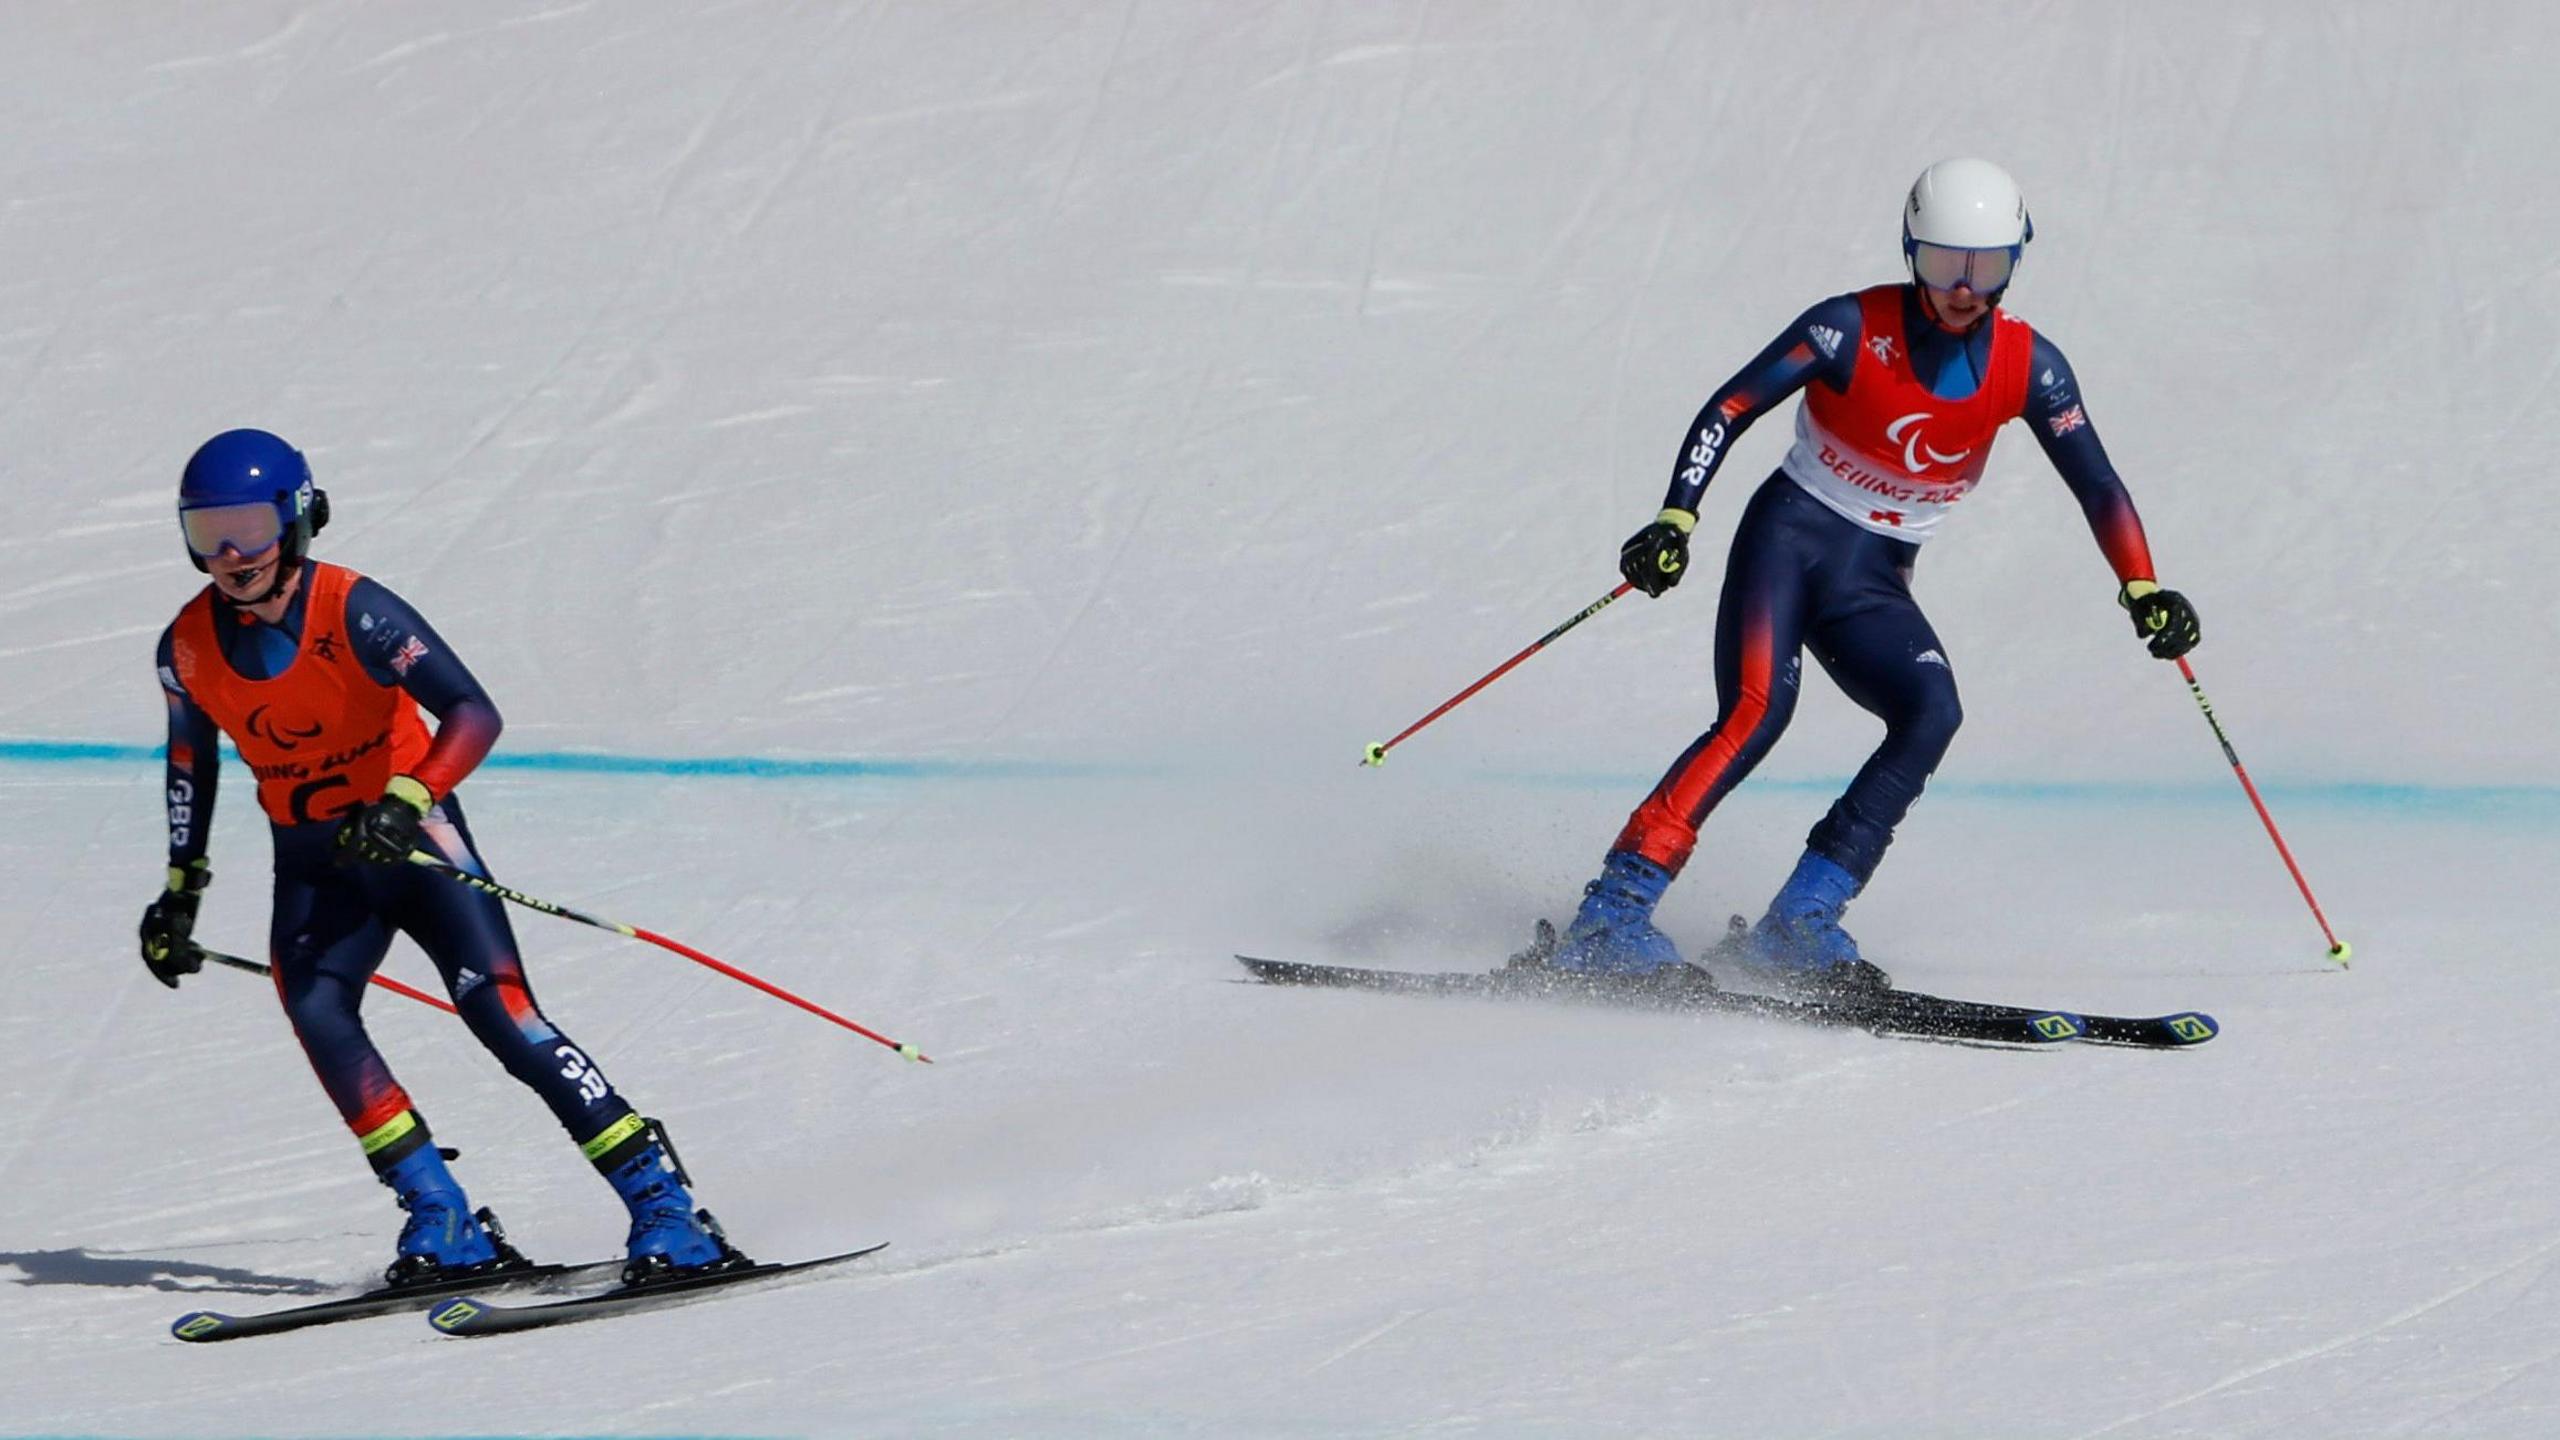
176, 429, 329, 584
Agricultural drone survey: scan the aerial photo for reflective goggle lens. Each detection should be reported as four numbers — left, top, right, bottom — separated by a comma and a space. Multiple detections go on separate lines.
179, 501, 284, 559
1911, 242, 2017, 293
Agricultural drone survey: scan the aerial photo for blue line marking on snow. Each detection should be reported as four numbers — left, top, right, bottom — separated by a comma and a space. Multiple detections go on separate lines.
480, 750, 1116, 781
1, 739, 160, 763
1478, 768, 2560, 818
3, 737, 2552, 817
0, 737, 1125, 782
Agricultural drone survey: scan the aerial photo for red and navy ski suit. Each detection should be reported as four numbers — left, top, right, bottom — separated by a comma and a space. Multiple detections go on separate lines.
157, 561, 645, 1176
1617, 284, 2158, 883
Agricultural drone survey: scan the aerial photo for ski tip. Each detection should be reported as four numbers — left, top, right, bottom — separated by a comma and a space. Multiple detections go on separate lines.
425, 1296, 497, 1335
171, 1310, 232, 1342
2163, 1012, 2220, 1044
1234, 956, 1321, 985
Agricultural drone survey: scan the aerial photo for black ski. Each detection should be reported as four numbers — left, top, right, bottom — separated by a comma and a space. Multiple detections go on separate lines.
2076, 1010, 2220, 1047
425, 1243, 888, 1337
1235, 955, 2214, 1049
1693, 918, 2217, 1048
1235, 955, 2080, 1045
171, 1259, 619, 1343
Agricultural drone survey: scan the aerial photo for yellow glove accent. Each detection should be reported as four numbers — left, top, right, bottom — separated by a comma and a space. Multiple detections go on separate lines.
167, 859, 211, 895
2118, 580, 2169, 633
1655, 508, 1698, 535
383, 774, 433, 815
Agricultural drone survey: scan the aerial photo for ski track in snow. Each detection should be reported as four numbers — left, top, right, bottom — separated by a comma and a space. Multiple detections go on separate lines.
2071, 1236, 2560, 1439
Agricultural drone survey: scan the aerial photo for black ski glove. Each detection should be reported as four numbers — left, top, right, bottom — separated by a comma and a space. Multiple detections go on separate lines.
2119, 581, 2200, 660
139, 859, 210, 989
336, 775, 433, 867
1619, 509, 1696, 598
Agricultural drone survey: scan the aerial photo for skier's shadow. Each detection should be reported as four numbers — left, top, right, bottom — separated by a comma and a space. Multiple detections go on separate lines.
0, 1248, 327, 1297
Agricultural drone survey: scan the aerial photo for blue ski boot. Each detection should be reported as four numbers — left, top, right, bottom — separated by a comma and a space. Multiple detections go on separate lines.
1541, 850, 1686, 976
379, 1143, 514, 1288
1736, 851, 1893, 996
601, 1120, 746, 1286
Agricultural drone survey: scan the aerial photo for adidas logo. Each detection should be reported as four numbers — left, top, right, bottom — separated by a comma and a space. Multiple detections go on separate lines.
1916, 649, 1948, 668
455, 967, 487, 997
1808, 324, 1844, 359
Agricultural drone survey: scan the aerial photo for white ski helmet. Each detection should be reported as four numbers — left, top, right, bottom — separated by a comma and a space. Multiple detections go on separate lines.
1902, 158, 2032, 292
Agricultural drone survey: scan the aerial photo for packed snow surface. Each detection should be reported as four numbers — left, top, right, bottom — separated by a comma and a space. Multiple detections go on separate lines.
5, 3, 2557, 1436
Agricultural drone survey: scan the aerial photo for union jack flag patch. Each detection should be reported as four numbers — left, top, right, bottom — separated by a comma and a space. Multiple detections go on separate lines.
390, 636, 430, 676
2048, 404, 2087, 437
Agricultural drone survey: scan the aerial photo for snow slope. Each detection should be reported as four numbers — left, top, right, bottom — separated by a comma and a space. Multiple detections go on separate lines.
4, 2, 2557, 1435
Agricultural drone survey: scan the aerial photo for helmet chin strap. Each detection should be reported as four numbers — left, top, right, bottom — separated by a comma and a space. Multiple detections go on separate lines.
219, 548, 301, 610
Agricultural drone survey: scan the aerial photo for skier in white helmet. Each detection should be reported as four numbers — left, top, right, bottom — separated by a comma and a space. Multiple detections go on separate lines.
1533, 158, 2201, 992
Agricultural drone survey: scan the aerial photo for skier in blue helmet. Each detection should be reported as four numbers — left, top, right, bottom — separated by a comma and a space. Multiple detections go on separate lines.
146, 428, 747, 1290
174, 429, 328, 603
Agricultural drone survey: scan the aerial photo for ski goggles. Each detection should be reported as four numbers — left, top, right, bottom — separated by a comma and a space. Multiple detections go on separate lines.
1909, 241, 2019, 294
178, 500, 285, 560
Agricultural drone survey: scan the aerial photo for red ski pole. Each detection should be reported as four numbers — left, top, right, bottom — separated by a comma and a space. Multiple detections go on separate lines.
405, 852, 931, 1062
201, 946, 460, 1015
1363, 582, 1635, 767
2175, 656, 2351, 966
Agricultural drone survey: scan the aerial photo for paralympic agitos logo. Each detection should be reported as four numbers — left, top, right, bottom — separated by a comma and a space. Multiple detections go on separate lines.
1884, 412, 1972, 473
244, 704, 325, 753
